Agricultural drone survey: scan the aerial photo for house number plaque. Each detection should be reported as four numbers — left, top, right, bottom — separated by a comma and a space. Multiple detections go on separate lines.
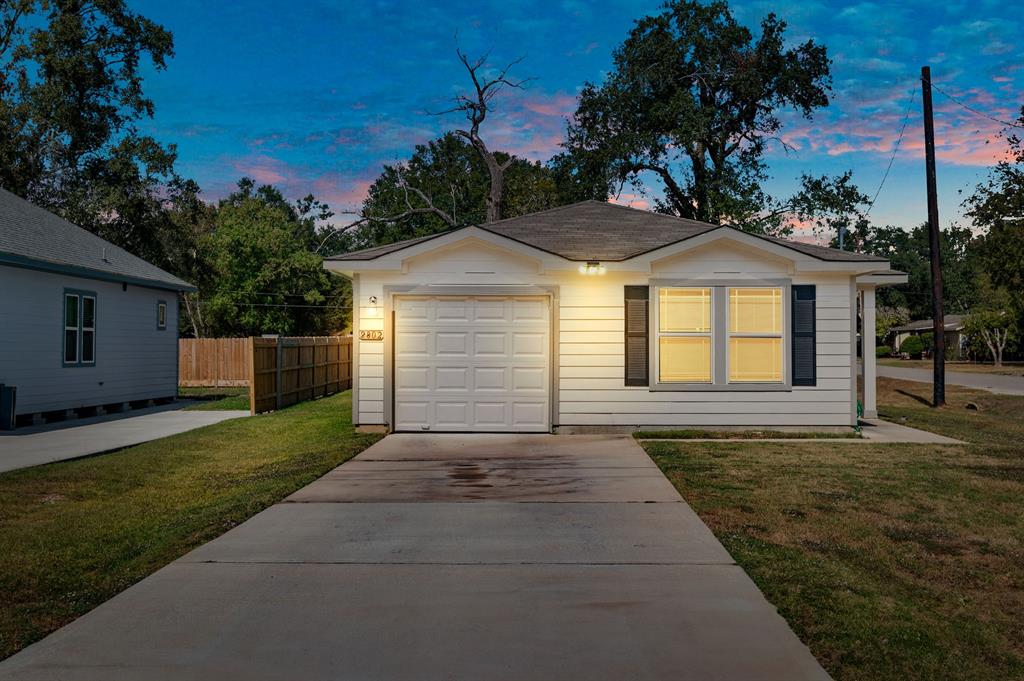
359, 330, 384, 341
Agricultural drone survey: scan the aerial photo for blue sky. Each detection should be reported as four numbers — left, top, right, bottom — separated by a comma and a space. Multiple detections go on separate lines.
133, 0, 1022, 232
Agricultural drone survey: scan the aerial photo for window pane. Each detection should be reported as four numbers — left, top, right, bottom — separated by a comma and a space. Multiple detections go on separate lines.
158, 303, 166, 327
82, 297, 95, 328
729, 288, 782, 334
729, 337, 783, 382
64, 329, 78, 363
659, 288, 711, 332
65, 295, 78, 327
82, 330, 95, 362
659, 337, 711, 382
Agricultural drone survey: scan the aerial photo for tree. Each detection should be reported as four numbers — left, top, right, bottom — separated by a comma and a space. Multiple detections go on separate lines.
862, 223, 980, 319
963, 275, 1018, 366
876, 305, 910, 346
965, 106, 1024, 318
560, 0, 833, 230
198, 179, 349, 338
342, 134, 569, 251
0, 0, 189, 267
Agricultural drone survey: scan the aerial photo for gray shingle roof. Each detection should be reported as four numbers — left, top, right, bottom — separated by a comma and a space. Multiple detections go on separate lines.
0, 187, 194, 291
328, 200, 888, 263
892, 315, 966, 333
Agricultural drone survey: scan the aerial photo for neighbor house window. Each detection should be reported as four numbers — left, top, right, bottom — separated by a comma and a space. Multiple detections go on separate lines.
657, 288, 712, 383
727, 287, 783, 382
63, 291, 96, 366
157, 301, 167, 329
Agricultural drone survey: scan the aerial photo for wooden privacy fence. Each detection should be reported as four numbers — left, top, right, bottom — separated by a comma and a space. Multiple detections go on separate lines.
249, 336, 353, 414
179, 338, 251, 387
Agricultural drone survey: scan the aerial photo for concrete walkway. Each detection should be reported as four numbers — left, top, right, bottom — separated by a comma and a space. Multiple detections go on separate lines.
0, 434, 830, 681
0, 405, 249, 473
879, 364, 1024, 395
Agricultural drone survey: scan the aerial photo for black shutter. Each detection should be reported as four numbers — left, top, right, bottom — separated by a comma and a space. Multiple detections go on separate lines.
624, 286, 649, 386
792, 285, 816, 386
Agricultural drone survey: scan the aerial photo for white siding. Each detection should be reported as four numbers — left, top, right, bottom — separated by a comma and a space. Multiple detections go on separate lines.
0, 265, 179, 414
350, 238, 857, 428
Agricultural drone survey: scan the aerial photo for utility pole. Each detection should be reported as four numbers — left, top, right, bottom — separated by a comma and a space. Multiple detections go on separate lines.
921, 66, 945, 407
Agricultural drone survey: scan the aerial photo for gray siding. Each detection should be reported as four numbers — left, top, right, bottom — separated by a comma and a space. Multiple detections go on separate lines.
0, 264, 179, 414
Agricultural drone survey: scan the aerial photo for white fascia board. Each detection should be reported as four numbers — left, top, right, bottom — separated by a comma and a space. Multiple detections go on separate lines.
613, 227, 889, 275
857, 271, 909, 286
331, 226, 572, 273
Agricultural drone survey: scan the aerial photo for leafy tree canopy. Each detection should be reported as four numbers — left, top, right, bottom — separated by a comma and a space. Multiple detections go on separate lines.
194, 179, 348, 338
559, 0, 838, 233
347, 133, 579, 250
0, 0, 187, 267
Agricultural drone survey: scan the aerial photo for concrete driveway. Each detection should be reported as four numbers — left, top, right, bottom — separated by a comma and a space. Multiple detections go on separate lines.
0, 434, 829, 681
0, 404, 249, 474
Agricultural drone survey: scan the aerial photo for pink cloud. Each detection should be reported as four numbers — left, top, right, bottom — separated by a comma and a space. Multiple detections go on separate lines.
609, 193, 650, 210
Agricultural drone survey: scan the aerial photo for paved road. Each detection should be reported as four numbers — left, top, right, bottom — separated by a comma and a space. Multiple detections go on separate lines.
878, 365, 1024, 396
0, 434, 829, 681
0, 405, 249, 473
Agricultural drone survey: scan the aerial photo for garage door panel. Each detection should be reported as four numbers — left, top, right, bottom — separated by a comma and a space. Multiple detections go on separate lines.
395, 297, 550, 432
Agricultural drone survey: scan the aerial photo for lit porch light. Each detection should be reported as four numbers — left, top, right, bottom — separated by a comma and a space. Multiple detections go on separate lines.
363, 295, 380, 317
578, 261, 606, 275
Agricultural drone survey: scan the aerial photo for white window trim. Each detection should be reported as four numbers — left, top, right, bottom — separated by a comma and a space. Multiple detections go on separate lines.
654, 287, 714, 384
81, 295, 96, 365
649, 280, 792, 392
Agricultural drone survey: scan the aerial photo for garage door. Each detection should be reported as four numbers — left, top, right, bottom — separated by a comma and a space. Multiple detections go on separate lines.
394, 296, 550, 432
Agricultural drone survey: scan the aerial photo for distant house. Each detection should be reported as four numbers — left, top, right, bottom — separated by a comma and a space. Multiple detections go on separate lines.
326, 200, 906, 431
0, 188, 195, 426
891, 315, 966, 359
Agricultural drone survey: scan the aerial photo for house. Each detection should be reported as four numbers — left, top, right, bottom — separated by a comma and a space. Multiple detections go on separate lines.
325, 201, 906, 433
891, 315, 966, 359
0, 188, 195, 427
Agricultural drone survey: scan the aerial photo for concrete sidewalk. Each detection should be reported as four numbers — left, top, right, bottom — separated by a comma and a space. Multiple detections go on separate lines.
879, 364, 1024, 396
0, 434, 830, 681
0, 405, 249, 473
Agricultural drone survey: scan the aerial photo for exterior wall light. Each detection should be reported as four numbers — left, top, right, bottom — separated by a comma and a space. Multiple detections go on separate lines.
578, 261, 606, 275
364, 295, 380, 317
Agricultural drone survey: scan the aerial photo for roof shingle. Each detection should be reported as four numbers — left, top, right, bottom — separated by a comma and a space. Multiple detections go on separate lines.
0, 187, 194, 291
328, 200, 888, 263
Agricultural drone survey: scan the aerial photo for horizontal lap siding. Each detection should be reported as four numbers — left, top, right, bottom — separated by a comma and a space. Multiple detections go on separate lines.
0, 266, 179, 413
556, 276, 854, 427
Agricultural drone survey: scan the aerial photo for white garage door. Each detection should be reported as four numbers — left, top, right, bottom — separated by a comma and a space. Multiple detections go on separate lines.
394, 296, 550, 432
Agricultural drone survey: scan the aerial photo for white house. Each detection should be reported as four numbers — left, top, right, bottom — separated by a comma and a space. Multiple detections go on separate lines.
326, 201, 906, 433
0, 188, 195, 426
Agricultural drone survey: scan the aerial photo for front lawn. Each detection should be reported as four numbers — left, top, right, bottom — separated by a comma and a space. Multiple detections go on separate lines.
0, 391, 380, 660
642, 378, 1024, 681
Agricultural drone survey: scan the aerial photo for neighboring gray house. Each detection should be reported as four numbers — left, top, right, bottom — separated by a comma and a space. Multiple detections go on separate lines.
891, 315, 967, 359
0, 188, 195, 426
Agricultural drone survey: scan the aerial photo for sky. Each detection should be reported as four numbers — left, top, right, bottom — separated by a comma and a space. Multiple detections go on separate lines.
132, 0, 1022, 233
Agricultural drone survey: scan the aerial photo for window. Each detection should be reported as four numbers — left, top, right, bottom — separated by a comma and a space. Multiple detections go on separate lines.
64, 293, 79, 364
63, 290, 96, 366
728, 288, 783, 382
657, 288, 712, 383
157, 301, 167, 330
652, 285, 788, 388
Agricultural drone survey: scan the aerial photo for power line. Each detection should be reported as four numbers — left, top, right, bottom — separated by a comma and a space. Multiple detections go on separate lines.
864, 83, 918, 220
193, 301, 352, 310
922, 76, 1024, 129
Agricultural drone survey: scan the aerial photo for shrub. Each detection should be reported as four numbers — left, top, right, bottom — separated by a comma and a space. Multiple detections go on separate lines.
900, 335, 925, 359
876, 345, 892, 358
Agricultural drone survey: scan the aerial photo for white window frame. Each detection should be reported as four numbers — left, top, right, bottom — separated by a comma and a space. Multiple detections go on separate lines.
726, 286, 784, 384
654, 287, 714, 385
81, 295, 96, 365
650, 280, 792, 392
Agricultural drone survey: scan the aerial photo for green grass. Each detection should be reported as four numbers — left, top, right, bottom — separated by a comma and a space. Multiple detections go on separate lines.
634, 429, 860, 440
0, 391, 380, 660
641, 377, 1024, 681
178, 386, 250, 411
